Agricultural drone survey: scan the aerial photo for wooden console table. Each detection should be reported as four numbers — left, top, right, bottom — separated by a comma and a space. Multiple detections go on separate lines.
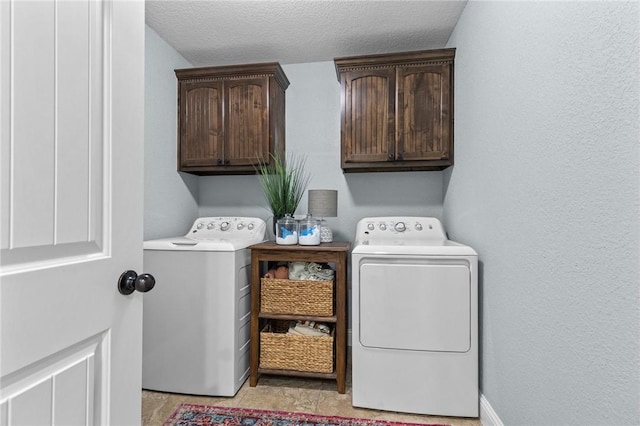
248, 241, 350, 394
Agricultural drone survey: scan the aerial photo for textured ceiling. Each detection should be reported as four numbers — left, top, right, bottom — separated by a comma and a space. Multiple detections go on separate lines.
145, 0, 467, 67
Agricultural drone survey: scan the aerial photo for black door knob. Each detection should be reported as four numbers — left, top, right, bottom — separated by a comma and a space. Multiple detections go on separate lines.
118, 270, 156, 295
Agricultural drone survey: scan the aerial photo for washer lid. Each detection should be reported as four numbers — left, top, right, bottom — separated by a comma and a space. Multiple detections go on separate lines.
143, 237, 248, 251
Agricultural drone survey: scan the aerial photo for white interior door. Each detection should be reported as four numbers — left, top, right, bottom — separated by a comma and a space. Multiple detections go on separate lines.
0, 1, 145, 424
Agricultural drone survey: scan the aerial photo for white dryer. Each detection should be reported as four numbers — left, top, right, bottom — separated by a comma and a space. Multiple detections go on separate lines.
142, 217, 265, 396
351, 217, 478, 417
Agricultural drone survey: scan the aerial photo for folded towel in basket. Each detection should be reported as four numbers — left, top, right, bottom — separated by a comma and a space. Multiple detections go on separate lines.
288, 262, 334, 281
287, 320, 331, 337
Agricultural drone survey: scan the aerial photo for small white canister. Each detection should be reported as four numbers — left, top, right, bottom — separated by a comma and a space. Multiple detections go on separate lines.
298, 214, 321, 245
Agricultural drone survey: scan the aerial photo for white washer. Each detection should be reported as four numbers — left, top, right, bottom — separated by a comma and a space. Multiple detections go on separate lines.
351, 216, 478, 417
142, 217, 266, 396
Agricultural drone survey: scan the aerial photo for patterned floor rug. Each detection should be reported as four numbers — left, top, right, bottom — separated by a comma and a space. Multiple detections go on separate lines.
164, 404, 448, 426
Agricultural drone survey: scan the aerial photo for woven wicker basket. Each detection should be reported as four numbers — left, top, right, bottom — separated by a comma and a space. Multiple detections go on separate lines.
260, 278, 333, 316
259, 323, 334, 373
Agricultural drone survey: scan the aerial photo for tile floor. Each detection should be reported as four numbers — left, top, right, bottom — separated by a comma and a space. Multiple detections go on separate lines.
142, 362, 482, 426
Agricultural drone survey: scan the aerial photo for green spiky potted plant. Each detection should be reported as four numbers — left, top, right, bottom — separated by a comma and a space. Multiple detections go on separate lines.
256, 153, 311, 238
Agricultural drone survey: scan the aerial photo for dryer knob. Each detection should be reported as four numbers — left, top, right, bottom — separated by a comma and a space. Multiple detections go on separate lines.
394, 222, 406, 232
207, 222, 214, 230
415, 223, 423, 231
197, 223, 204, 229
237, 223, 244, 230
367, 223, 375, 231
379, 223, 387, 231
220, 221, 230, 231
247, 223, 255, 230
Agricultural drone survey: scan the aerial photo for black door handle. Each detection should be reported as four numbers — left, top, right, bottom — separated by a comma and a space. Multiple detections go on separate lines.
118, 270, 156, 295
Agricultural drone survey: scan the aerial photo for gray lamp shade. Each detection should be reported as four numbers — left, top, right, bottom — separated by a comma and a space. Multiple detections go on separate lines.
308, 190, 338, 218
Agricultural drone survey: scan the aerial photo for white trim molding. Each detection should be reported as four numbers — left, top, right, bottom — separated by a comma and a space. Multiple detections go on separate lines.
480, 393, 504, 426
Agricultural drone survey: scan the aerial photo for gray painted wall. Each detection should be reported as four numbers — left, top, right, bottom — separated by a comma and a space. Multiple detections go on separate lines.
198, 61, 444, 241
144, 6, 640, 422
444, 2, 639, 424
144, 26, 198, 240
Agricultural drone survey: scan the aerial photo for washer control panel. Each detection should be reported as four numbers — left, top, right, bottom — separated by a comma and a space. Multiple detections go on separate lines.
188, 217, 266, 242
355, 217, 447, 244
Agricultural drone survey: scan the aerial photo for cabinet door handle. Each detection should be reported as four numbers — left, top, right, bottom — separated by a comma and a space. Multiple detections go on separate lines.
217, 159, 223, 165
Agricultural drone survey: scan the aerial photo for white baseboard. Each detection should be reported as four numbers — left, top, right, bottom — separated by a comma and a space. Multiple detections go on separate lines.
480, 393, 503, 426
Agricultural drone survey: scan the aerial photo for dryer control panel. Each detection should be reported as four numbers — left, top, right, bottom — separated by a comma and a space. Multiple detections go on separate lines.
355, 217, 447, 245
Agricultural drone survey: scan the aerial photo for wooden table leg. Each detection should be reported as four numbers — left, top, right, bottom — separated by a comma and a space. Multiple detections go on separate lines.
249, 252, 260, 387
335, 252, 347, 394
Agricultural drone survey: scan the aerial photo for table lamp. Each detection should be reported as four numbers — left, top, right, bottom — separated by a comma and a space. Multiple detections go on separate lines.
307, 189, 338, 243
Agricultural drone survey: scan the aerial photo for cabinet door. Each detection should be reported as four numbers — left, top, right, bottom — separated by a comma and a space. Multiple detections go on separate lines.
225, 77, 269, 166
342, 69, 395, 165
179, 80, 224, 168
396, 64, 452, 161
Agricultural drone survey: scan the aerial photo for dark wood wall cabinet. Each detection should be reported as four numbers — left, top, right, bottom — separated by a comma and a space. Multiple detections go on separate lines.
334, 49, 455, 172
175, 63, 289, 175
